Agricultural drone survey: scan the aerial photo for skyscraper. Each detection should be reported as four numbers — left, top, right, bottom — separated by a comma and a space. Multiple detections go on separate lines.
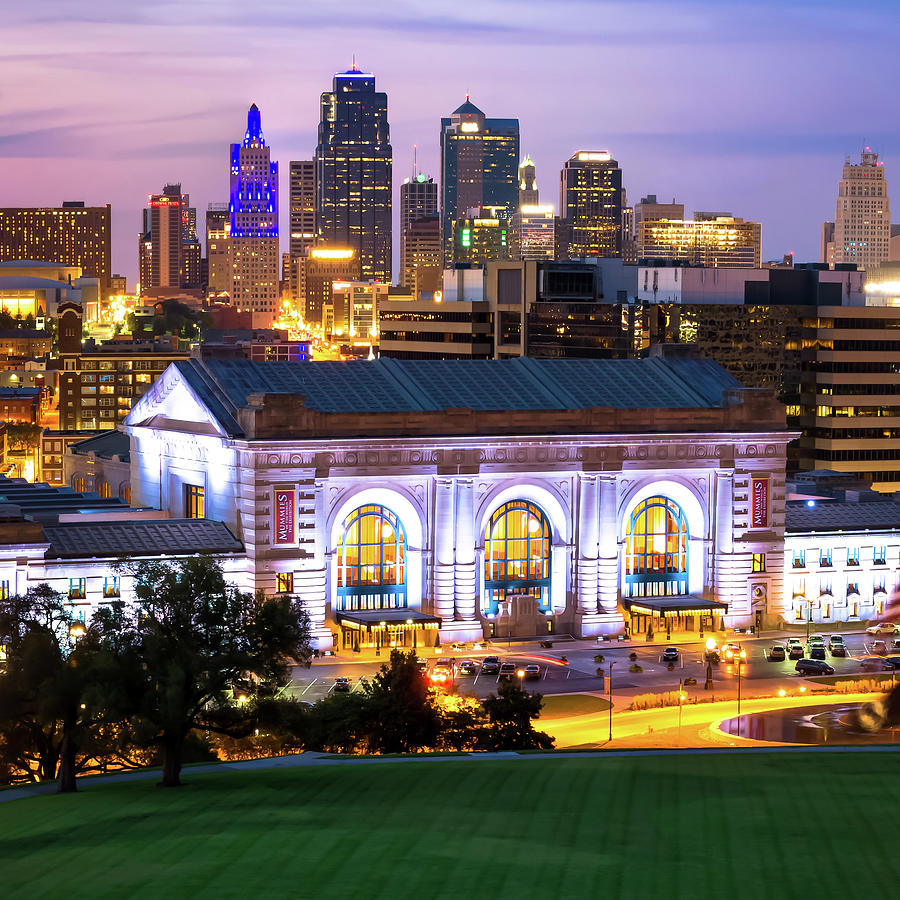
400, 173, 438, 288
560, 151, 623, 258
138, 184, 199, 294
518, 157, 538, 207
440, 99, 519, 266
315, 65, 392, 283
205, 203, 231, 298
229, 103, 279, 326
289, 160, 316, 259
831, 148, 890, 270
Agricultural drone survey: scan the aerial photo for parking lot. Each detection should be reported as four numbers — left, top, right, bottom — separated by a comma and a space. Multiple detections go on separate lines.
285, 629, 900, 703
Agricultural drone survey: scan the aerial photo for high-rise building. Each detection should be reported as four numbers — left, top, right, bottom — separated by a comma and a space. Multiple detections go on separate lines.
0, 202, 112, 297
636, 215, 762, 268
403, 215, 441, 298
560, 151, 623, 258
229, 104, 279, 327
453, 208, 513, 267
138, 184, 199, 294
205, 204, 231, 299
511, 205, 557, 261
400, 174, 438, 289
440, 99, 519, 266
294, 247, 359, 326
289, 160, 316, 259
518, 157, 538, 207
315, 66, 392, 283
633, 194, 684, 234
831, 148, 890, 270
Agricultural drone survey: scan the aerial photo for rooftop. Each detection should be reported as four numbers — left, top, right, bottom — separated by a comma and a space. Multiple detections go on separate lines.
69, 429, 130, 462
785, 499, 900, 533
42, 519, 243, 559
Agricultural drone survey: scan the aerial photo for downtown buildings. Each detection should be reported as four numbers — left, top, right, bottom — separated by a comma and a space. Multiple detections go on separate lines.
560, 152, 624, 258
138, 184, 201, 294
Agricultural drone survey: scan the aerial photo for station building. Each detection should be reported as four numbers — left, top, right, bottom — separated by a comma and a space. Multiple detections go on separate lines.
117, 352, 792, 648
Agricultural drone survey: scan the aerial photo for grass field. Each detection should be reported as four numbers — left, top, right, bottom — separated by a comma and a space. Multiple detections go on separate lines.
539, 692, 612, 718
3, 751, 899, 899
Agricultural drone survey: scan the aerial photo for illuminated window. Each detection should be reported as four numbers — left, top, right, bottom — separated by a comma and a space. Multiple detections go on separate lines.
0, 580, 8, 601
794, 604, 803, 622
752, 553, 766, 573
819, 576, 832, 596
874, 545, 886, 565
184, 484, 205, 519
103, 576, 119, 598
69, 578, 86, 600
276, 573, 294, 594
819, 548, 832, 567
625, 496, 689, 598
337, 505, 406, 611
847, 548, 859, 566
72, 475, 87, 492
98, 481, 111, 499
792, 549, 805, 568
483, 501, 551, 615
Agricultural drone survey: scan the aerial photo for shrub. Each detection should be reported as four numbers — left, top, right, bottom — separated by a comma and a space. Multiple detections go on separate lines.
629, 664, 643, 673
832, 679, 889, 695
594, 654, 605, 664
630, 691, 683, 710
596, 666, 605, 677
629, 652, 638, 661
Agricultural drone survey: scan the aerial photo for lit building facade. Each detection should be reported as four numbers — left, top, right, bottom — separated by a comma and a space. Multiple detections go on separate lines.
453, 209, 512, 267
294, 247, 359, 326
315, 67, 392, 283
403, 215, 441, 298
400, 174, 438, 289
139, 184, 198, 294
560, 152, 623, 259
205, 204, 232, 299
440, 100, 519, 267
637, 215, 762, 268
512, 205, 556, 261
832, 148, 890, 270
325, 281, 392, 341
289, 160, 316, 260
229, 104, 279, 327
123, 355, 791, 648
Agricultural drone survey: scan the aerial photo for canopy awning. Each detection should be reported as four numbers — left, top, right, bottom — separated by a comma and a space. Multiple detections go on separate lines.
336, 609, 442, 629
623, 596, 728, 616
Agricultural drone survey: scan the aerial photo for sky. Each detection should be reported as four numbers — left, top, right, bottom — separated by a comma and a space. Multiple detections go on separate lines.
3, 0, 900, 287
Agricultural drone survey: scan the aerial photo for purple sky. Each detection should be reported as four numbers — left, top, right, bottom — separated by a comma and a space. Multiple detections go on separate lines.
3, 0, 900, 287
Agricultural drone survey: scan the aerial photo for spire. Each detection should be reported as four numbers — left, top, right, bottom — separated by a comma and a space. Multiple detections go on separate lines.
243, 102, 265, 148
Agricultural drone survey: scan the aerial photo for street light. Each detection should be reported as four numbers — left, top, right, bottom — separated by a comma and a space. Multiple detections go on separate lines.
608, 661, 616, 743
678, 680, 685, 747
737, 648, 747, 718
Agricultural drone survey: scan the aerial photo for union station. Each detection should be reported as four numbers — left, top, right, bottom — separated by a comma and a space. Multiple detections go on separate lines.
111, 351, 793, 648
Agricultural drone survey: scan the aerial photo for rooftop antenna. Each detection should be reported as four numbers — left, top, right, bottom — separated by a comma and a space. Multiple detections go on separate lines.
351, 53, 357, 71
413, 144, 417, 179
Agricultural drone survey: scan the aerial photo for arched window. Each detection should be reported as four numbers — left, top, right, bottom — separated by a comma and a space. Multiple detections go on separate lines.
625, 496, 689, 597
336, 505, 406, 611
98, 480, 111, 499
72, 475, 87, 493
483, 501, 551, 615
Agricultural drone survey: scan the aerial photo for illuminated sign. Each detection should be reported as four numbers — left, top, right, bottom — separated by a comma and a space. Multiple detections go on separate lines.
751, 477, 769, 529
310, 248, 355, 259
577, 151, 612, 162
460, 122, 479, 133
149, 198, 182, 208
274, 489, 295, 544
520, 204, 554, 216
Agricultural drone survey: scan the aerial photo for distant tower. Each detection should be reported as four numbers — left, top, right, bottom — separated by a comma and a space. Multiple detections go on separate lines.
289, 160, 316, 259
138, 183, 199, 294
440, 99, 519, 267
229, 103, 279, 325
519, 156, 538, 206
832, 148, 890, 270
400, 172, 438, 289
560, 151, 623, 258
316, 64, 392, 282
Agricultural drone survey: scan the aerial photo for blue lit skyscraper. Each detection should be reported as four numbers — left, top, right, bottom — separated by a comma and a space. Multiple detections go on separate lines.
229, 103, 280, 325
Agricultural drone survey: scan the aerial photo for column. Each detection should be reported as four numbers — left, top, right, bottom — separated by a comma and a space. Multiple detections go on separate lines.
597, 473, 619, 616
433, 477, 456, 621
295, 478, 330, 647
576, 474, 599, 615
453, 477, 477, 621
714, 470, 738, 614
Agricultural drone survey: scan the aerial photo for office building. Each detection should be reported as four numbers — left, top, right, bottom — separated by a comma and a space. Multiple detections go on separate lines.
325, 281, 397, 341
289, 160, 316, 259
518, 157, 538, 207
294, 247, 359, 326
316, 66, 392, 283
229, 104, 279, 327
829, 149, 891, 270
205, 204, 231, 298
452, 209, 512, 267
0, 202, 111, 297
560, 152, 623, 259
378, 296, 493, 359
512, 205, 556, 261
440, 99, 519, 266
403, 215, 441, 298
633, 194, 684, 233
139, 184, 199, 294
400, 174, 438, 288
636, 215, 762, 268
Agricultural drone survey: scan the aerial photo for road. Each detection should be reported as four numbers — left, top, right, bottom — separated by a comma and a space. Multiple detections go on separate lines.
287, 628, 900, 704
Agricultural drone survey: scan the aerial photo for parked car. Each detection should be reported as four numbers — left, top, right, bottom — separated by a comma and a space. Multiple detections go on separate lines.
430, 658, 455, 684
415, 657, 428, 671
828, 635, 847, 656
768, 645, 786, 661
795, 659, 835, 676
872, 640, 889, 655
866, 623, 899, 636
788, 641, 804, 660
481, 656, 501, 675
524, 664, 541, 680
458, 659, 478, 676
333, 676, 351, 693
882, 656, 900, 671
808, 634, 826, 647
723, 643, 746, 664
860, 656, 890, 672
810, 646, 827, 660
662, 647, 679, 662
498, 661, 517, 681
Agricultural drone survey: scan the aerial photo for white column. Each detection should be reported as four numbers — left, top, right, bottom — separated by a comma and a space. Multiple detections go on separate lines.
453, 477, 477, 621
292, 479, 330, 647
433, 477, 456, 621
714, 470, 738, 615
576, 474, 599, 615
597, 474, 619, 616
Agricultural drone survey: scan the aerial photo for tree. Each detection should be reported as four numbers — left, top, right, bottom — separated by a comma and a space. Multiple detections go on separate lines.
103, 557, 312, 787
481, 682, 555, 751
304, 692, 371, 754
361, 649, 440, 754
437, 695, 487, 752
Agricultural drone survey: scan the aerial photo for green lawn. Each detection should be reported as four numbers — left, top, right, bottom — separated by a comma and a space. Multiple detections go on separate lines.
540, 692, 612, 718
2, 752, 899, 899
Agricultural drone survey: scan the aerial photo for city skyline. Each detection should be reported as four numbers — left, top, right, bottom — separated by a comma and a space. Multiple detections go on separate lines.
3, 0, 900, 284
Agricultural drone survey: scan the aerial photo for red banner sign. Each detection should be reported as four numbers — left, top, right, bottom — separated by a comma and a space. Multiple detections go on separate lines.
274, 489, 295, 544
751, 477, 769, 529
